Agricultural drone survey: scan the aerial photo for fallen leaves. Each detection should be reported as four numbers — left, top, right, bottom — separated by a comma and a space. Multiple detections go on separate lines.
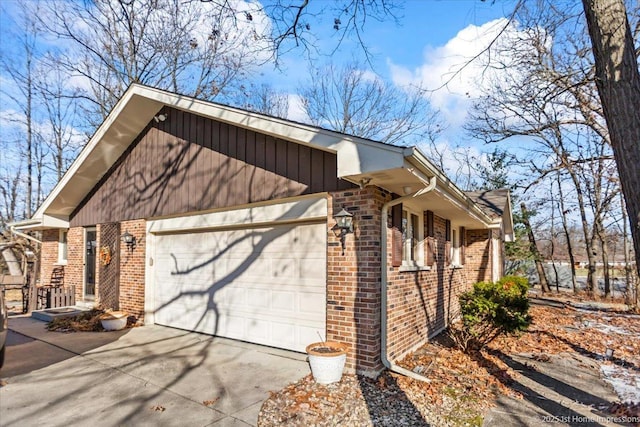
150, 405, 165, 412
259, 302, 640, 426
202, 398, 219, 406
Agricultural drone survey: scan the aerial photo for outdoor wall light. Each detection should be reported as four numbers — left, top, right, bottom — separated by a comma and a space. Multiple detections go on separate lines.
153, 113, 167, 123
121, 231, 136, 253
332, 207, 354, 256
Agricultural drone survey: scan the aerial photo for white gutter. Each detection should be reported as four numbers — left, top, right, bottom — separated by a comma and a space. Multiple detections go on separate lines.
380, 175, 437, 383
403, 147, 494, 225
10, 226, 42, 244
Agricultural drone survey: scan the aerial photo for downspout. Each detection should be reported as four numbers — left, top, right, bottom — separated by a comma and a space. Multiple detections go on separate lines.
380, 175, 436, 382
10, 226, 42, 244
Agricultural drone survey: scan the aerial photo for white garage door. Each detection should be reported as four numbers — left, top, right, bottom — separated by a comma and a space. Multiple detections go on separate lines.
152, 221, 326, 352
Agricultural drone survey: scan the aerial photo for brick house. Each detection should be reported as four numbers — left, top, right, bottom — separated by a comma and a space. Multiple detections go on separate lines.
12, 84, 513, 376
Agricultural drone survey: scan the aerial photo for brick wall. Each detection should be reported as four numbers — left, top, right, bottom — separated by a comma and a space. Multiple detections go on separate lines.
326, 186, 496, 376
466, 229, 492, 283
40, 228, 86, 301
66, 227, 84, 301
326, 186, 390, 376
118, 219, 146, 320
385, 214, 469, 362
40, 230, 59, 286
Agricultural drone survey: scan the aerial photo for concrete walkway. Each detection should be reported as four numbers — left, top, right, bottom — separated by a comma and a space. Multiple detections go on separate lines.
0, 316, 309, 426
483, 352, 623, 427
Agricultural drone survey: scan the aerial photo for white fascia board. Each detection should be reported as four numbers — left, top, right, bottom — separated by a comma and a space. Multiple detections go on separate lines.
34, 86, 163, 218
9, 215, 69, 231
404, 146, 494, 225
148, 196, 327, 234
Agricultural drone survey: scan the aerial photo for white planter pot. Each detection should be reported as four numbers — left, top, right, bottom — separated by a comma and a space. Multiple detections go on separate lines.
306, 341, 348, 384
100, 311, 128, 331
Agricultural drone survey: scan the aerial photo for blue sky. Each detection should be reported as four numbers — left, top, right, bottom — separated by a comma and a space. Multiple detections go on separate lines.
253, 1, 521, 155
0, 0, 522, 190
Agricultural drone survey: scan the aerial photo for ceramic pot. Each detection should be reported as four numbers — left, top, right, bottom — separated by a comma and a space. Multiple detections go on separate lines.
306, 341, 348, 384
99, 311, 128, 331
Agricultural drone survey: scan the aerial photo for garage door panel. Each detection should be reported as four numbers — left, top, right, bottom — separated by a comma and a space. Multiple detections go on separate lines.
153, 221, 326, 352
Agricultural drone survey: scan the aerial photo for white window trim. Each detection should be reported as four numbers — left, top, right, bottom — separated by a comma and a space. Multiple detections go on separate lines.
450, 225, 464, 268
57, 229, 68, 265
401, 208, 425, 268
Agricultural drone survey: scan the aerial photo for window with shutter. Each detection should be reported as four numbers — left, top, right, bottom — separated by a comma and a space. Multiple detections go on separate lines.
391, 204, 403, 267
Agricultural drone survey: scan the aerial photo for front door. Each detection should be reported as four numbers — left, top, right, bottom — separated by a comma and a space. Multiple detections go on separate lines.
84, 228, 97, 300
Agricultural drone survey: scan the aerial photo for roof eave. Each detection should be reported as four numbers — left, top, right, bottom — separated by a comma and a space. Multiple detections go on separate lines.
403, 147, 495, 226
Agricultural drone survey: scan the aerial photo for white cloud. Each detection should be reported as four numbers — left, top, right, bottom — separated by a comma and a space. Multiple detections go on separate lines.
388, 18, 532, 126
286, 94, 309, 123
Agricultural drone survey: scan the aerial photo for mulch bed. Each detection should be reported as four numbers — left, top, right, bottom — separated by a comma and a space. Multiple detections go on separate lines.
46, 309, 137, 332
258, 303, 640, 426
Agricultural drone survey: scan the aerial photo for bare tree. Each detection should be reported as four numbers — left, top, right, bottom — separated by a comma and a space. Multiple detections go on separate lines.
231, 83, 290, 118
261, 0, 401, 65
299, 62, 442, 145
582, 0, 640, 281
38, 61, 84, 181
465, 2, 625, 295
521, 202, 551, 293
0, 4, 44, 218
40, 0, 273, 125
556, 172, 579, 293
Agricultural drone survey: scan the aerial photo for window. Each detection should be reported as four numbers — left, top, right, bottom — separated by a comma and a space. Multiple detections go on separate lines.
452, 228, 460, 266
402, 209, 424, 265
58, 230, 68, 264
449, 226, 466, 267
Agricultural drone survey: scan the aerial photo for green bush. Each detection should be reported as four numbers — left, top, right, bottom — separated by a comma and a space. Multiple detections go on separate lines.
450, 275, 531, 352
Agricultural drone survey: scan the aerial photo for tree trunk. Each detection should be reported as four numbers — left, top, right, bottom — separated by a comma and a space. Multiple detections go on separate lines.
549, 189, 559, 292
621, 194, 634, 304
582, 0, 640, 282
595, 218, 611, 297
521, 202, 551, 293
565, 165, 598, 294
557, 174, 578, 293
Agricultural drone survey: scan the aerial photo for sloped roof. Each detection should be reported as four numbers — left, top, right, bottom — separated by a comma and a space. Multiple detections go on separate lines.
11, 84, 502, 231
465, 189, 510, 219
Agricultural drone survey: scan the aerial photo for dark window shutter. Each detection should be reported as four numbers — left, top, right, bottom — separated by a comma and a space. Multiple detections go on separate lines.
426, 211, 434, 237
445, 220, 451, 241
460, 227, 466, 265
391, 204, 403, 267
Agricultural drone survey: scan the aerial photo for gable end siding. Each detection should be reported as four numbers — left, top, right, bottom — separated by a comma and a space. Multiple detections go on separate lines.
71, 107, 354, 226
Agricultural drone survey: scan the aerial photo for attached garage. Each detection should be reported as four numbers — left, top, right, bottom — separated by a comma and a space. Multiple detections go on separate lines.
145, 198, 328, 352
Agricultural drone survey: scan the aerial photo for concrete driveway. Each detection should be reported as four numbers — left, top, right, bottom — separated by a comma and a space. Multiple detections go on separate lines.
0, 316, 309, 426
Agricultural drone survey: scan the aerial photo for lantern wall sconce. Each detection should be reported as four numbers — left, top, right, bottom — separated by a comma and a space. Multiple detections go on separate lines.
332, 207, 354, 256
121, 231, 136, 253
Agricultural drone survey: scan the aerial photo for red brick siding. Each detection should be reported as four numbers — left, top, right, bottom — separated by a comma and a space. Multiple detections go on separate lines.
39, 230, 59, 286
385, 213, 470, 362
38, 188, 496, 373
97, 223, 121, 310
466, 229, 493, 283
66, 227, 85, 301
118, 219, 146, 320
325, 187, 497, 375
326, 187, 390, 376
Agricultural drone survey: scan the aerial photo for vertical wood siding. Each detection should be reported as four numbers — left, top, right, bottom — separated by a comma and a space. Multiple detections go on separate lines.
71, 107, 354, 226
